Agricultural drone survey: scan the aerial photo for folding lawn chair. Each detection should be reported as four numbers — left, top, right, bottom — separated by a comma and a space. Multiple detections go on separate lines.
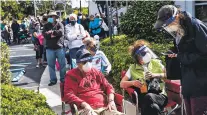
121, 70, 183, 115
60, 82, 124, 115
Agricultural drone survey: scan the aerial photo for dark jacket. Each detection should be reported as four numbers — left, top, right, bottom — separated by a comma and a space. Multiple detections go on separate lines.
42, 21, 64, 49
11, 22, 20, 33
78, 18, 89, 31
176, 12, 207, 98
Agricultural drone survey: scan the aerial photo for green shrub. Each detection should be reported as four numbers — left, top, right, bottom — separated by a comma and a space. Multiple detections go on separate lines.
101, 35, 172, 92
120, 1, 174, 43
1, 84, 56, 115
1, 43, 11, 84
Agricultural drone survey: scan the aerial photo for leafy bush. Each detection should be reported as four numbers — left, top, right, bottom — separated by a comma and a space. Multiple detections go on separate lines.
100, 35, 172, 92
1, 43, 11, 84
120, 1, 174, 43
73, 7, 88, 15
1, 84, 56, 115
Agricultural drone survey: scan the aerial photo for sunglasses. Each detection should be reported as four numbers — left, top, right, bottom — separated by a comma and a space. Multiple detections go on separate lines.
81, 60, 92, 64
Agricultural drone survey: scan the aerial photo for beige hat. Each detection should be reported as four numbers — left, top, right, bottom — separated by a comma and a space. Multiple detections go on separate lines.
48, 11, 59, 18
69, 14, 77, 21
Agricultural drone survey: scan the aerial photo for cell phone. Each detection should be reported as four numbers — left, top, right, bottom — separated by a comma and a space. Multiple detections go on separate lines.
161, 52, 173, 56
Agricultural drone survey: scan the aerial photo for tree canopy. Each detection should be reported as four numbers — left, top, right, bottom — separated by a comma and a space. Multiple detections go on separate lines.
0, 0, 72, 21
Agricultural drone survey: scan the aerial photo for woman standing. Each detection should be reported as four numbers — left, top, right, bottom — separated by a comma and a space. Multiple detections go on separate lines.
33, 22, 43, 68
154, 5, 207, 115
65, 14, 86, 69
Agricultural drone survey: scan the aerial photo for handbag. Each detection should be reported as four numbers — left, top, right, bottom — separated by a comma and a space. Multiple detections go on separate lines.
165, 56, 182, 80
101, 21, 109, 31
147, 78, 162, 94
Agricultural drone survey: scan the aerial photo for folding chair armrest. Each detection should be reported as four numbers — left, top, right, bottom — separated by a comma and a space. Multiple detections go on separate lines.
73, 104, 78, 115
114, 93, 123, 105
114, 93, 124, 112
125, 87, 135, 97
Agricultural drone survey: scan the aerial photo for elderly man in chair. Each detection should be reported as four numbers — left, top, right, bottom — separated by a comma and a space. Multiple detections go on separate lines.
64, 49, 124, 115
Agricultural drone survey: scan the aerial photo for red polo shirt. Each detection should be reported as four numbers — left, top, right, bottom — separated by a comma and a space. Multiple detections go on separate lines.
64, 68, 114, 109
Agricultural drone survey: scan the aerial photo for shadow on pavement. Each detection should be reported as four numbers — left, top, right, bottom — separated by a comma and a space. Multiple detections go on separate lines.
10, 55, 46, 87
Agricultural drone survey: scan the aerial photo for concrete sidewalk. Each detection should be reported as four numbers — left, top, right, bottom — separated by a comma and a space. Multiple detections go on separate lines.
39, 66, 70, 115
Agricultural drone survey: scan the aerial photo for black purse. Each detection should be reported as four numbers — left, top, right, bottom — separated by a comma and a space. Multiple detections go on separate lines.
165, 56, 182, 80
147, 78, 162, 94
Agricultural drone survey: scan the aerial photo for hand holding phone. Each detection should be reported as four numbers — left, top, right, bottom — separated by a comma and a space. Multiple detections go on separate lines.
161, 51, 174, 56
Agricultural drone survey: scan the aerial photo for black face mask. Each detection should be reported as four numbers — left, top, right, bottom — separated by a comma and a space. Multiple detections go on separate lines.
43, 18, 47, 21
71, 20, 76, 26
90, 45, 97, 52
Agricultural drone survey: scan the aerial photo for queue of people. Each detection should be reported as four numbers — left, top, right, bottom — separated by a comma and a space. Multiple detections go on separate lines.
39, 5, 207, 115
3, 4, 206, 114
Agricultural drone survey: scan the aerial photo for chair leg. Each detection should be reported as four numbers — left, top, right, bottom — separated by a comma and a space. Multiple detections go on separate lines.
62, 102, 65, 115
134, 91, 139, 114
122, 89, 125, 114
166, 104, 181, 115
73, 104, 78, 115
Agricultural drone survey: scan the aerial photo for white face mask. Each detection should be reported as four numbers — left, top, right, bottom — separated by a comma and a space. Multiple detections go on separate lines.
142, 53, 152, 64
79, 16, 82, 19
82, 62, 92, 72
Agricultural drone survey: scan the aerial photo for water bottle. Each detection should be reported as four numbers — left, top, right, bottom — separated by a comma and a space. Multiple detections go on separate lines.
141, 66, 148, 93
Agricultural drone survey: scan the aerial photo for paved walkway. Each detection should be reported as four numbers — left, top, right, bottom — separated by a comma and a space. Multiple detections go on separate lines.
39, 66, 71, 115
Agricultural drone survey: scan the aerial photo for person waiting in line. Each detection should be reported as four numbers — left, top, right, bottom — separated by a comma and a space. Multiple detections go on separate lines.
85, 39, 111, 76
11, 19, 20, 44
89, 15, 102, 38
33, 22, 43, 68
64, 48, 124, 115
77, 12, 89, 31
154, 5, 207, 115
120, 40, 168, 115
41, 14, 48, 65
65, 13, 86, 69
42, 11, 66, 86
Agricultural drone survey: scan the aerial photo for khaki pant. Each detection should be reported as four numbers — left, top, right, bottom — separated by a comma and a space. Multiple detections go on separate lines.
78, 107, 125, 115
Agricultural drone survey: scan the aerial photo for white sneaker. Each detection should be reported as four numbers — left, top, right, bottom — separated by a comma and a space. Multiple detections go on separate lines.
36, 64, 39, 68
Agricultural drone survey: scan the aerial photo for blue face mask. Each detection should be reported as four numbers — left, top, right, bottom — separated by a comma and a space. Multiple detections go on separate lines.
48, 18, 54, 23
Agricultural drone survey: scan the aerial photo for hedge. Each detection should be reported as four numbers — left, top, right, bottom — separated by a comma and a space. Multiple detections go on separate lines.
1, 84, 56, 115
100, 35, 173, 92
120, 1, 174, 43
1, 43, 11, 84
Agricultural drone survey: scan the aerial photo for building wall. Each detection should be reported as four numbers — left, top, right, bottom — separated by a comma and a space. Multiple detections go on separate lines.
175, 1, 195, 17
89, 1, 99, 15
88, 1, 127, 16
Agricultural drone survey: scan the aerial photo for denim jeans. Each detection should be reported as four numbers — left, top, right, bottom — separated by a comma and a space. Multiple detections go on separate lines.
46, 48, 66, 83
69, 45, 85, 69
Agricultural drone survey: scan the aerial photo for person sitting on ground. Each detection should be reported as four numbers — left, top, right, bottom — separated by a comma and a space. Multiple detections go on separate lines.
120, 39, 168, 115
64, 48, 123, 115
85, 39, 111, 76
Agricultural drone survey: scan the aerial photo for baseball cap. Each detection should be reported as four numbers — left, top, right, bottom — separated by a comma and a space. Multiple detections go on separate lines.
154, 5, 178, 29
76, 49, 92, 63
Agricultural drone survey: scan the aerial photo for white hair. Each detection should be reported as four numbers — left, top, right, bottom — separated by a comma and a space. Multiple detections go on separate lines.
69, 14, 77, 21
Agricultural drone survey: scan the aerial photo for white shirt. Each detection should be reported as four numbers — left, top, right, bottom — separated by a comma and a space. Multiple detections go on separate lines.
92, 50, 112, 74
65, 23, 86, 49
